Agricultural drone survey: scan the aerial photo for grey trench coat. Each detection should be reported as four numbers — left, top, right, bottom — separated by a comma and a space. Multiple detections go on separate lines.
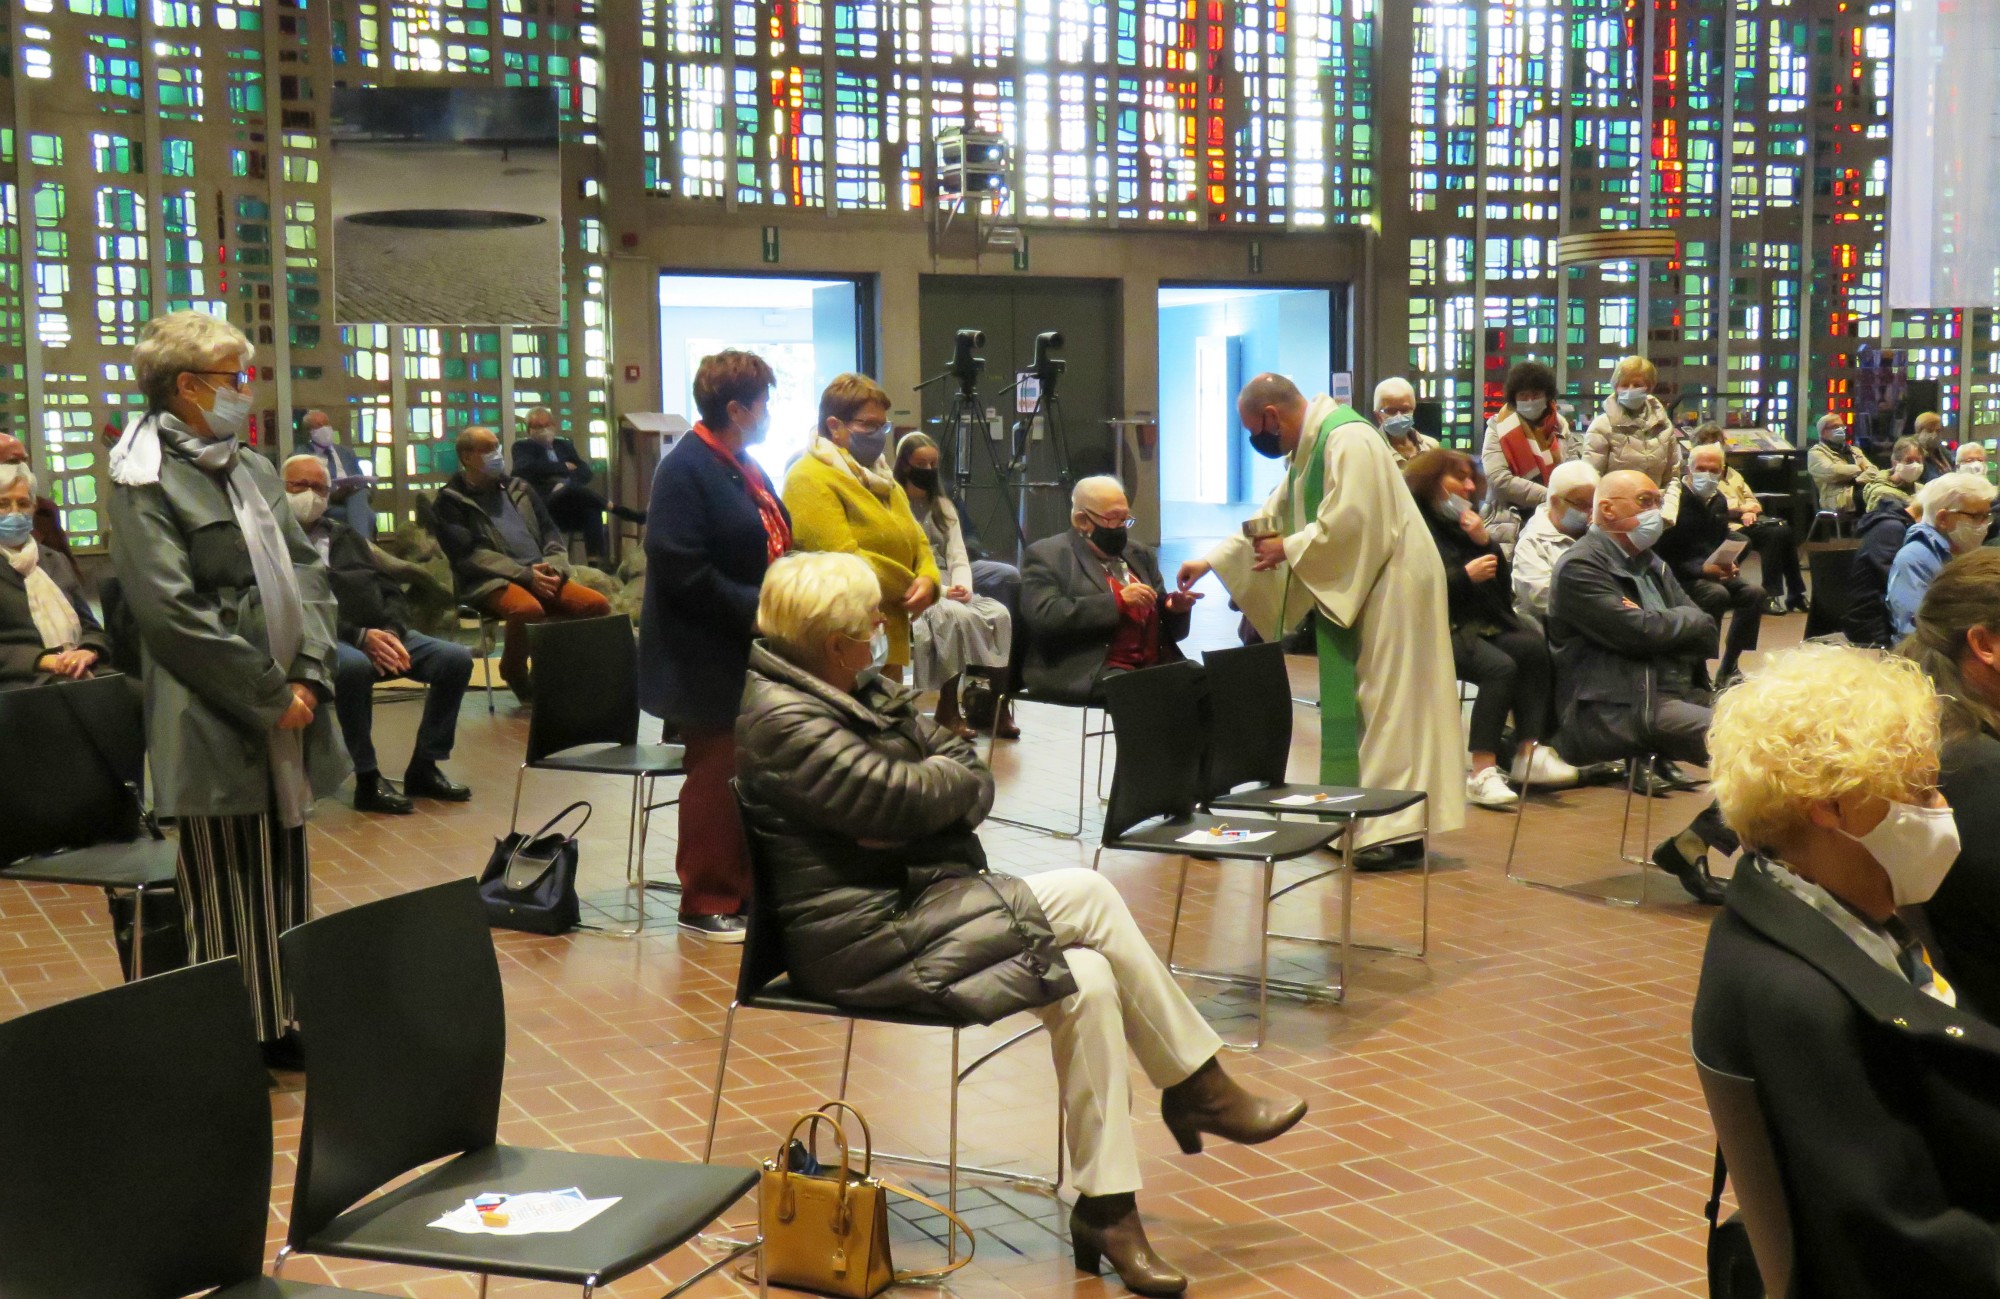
108, 432, 349, 818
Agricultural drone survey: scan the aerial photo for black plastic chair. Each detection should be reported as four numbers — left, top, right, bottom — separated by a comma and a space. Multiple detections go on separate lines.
276, 879, 762, 1297
511, 613, 684, 929
0, 674, 179, 980
1092, 661, 1341, 1051
1696, 1055, 1795, 1297
0, 958, 384, 1298
979, 683, 1110, 839
703, 788, 1058, 1259
1801, 540, 1860, 641
1505, 739, 1666, 906
1200, 642, 1432, 961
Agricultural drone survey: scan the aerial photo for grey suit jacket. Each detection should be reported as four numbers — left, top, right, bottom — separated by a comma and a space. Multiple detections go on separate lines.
0, 550, 110, 685
1019, 531, 1188, 704
107, 441, 349, 818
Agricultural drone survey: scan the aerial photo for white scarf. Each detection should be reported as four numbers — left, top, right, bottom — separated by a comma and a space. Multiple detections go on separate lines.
5, 538, 83, 651
810, 436, 896, 501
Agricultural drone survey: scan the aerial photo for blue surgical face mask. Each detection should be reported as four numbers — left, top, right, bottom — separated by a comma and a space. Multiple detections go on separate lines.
1689, 471, 1720, 497
1513, 397, 1548, 422
1625, 508, 1667, 550
1615, 387, 1649, 413
1435, 493, 1472, 522
851, 626, 889, 687
1381, 413, 1416, 440
483, 451, 506, 478
201, 380, 252, 442
0, 511, 32, 548
1556, 505, 1591, 537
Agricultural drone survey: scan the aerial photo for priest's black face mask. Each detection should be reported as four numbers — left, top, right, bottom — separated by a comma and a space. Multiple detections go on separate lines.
1249, 413, 1285, 459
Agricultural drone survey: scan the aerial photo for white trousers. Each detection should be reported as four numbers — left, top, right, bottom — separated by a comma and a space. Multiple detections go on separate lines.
1022, 868, 1223, 1196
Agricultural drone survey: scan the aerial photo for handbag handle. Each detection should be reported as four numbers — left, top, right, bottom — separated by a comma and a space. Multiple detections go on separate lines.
812, 1099, 875, 1181
771, 1110, 856, 1237
501, 800, 592, 877
885, 1181, 976, 1284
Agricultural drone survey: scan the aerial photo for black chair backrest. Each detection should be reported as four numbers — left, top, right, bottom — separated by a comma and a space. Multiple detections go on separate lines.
525, 612, 640, 762
280, 878, 508, 1248
731, 784, 795, 1004
0, 673, 145, 864
1098, 661, 1207, 842
1802, 542, 1859, 641
0, 959, 272, 1298
1200, 642, 1293, 797
1695, 1056, 1795, 1298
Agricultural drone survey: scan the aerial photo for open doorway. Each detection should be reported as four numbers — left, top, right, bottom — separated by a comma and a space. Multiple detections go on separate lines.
658, 273, 872, 480
1156, 286, 1337, 546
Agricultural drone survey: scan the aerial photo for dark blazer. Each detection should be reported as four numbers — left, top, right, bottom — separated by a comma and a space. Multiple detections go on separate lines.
637, 431, 789, 730
736, 644, 1075, 1023
0, 549, 110, 684
1018, 530, 1189, 704
511, 436, 593, 499
1694, 857, 2000, 1299
430, 472, 569, 606
1657, 479, 1736, 588
1922, 729, 2000, 1020
1419, 504, 1517, 633
1545, 528, 1717, 763
1846, 497, 1915, 649
315, 518, 410, 644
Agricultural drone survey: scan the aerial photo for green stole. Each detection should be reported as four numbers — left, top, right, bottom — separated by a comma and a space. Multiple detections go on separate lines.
1278, 405, 1367, 785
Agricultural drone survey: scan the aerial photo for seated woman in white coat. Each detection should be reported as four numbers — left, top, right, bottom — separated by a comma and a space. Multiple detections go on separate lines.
892, 432, 1018, 738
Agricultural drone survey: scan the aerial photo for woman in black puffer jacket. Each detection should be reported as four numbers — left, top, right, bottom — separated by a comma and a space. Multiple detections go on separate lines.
737, 552, 1308, 1299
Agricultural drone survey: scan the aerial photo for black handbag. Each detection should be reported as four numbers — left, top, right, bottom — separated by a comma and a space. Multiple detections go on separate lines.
1706, 1147, 1764, 1298
478, 801, 589, 935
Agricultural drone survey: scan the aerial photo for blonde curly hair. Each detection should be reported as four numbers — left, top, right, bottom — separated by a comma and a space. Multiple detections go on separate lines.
1709, 642, 1941, 851
758, 551, 879, 658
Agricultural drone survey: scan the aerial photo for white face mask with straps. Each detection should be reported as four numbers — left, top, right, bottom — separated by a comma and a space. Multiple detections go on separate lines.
1837, 799, 1961, 907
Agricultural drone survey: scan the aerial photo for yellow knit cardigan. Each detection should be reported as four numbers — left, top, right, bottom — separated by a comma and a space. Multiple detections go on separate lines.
782, 449, 941, 666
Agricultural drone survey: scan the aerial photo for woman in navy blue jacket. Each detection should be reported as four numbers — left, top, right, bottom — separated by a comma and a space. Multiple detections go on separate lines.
638, 350, 790, 940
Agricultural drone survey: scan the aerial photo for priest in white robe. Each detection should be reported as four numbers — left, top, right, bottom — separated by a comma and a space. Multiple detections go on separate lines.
1178, 373, 1466, 856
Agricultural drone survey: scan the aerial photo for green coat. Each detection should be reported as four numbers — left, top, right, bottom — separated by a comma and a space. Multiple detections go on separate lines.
108, 440, 349, 818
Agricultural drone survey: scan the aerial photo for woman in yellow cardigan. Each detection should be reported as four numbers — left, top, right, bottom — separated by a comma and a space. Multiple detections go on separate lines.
783, 373, 939, 675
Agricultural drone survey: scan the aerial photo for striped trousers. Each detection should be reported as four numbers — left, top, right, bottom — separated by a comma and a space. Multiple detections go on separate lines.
176, 812, 311, 1043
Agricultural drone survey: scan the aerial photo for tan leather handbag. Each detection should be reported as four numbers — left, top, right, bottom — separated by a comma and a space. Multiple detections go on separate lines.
758, 1100, 973, 1297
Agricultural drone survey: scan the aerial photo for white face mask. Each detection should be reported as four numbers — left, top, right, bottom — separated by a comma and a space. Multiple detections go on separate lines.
287, 488, 328, 527
201, 379, 252, 442
1838, 799, 1961, 907
1513, 398, 1547, 422
1615, 386, 1649, 413
309, 425, 335, 449
530, 425, 556, 445
1946, 515, 1989, 554
1893, 460, 1923, 484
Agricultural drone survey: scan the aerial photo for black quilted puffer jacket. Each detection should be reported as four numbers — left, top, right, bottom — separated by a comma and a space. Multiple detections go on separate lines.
735, 643, 1077, 1023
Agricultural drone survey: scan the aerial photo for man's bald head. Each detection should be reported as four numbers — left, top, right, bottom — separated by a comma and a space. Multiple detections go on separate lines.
457, 426, 502, 482
1237, 373, 1309, 454
1072, 475, 1130, 521
1594, 469, 1663, 549
0, 433, 25, 466
303, 409, 330, 429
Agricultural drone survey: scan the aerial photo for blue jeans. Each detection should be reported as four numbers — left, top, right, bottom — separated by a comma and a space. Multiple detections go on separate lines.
333, 630, 474, 775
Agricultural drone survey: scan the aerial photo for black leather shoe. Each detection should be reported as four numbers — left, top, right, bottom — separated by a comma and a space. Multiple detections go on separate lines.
1354, 840, 1425, 872
404, 764, 472, 802
1787, 594, 1811, 614
1764, 596, 1788, 617
353, 771, 414, 816
1650, 757, 1704, 791
1652, 836, 1725, 905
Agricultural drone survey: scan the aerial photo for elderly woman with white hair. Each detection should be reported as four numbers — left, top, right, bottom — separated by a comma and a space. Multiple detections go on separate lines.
107, 310, 346, 1071
1583, 355, 1682, 487
1693, 642, 2000, 1297
737, 551, 1306, 1298
1958, 440, 1991, 480
1512, 458, 1600, 620
0, 461, 108, 684
1887, 471, 1998, 638
1372, 375, 1438, 466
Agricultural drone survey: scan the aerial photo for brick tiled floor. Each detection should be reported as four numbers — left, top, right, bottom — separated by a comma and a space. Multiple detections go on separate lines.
0, 611, 1805, 1297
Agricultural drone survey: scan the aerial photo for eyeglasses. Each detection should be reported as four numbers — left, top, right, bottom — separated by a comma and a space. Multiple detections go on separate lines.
284, 482, 329, 497
1081, 509, 1135, 529
192, 369, 249, 392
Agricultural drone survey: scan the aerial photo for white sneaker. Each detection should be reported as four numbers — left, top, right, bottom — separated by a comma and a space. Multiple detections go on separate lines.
1511, 746, 1581, 790
1466, 765, 1520, 808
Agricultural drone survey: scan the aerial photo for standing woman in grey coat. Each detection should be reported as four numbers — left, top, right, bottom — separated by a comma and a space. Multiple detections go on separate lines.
107, 311, 348, 1071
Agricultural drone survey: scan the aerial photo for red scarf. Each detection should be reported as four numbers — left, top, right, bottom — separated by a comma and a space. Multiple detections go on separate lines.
692, 422, 791, 563
1497, 408, 1564, 482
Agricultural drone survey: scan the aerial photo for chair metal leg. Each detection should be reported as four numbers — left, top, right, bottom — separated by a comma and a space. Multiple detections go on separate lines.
983, 692, 1085, 839
271, 1245, 291, 1277
130, 883, 145, 981
948, 1029, 961, 1264
1504, 741, 1537, 878
1509, 743, 1649, 906
507, 763, 529, 835
477, 1277, 489, 1299
701, 1002, 739, 1163
869, 1024, 1061, 1193
1089, 846, 1103, 872
1252, 858, 1275, 1051
1337, 823, 1355, 1002
838, 1019, 855, 1100
1164, 856, 1191, 970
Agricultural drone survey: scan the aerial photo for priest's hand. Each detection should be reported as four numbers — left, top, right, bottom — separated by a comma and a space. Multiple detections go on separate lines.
1162, 590, 1203, 614
1465, 555, 1500, 584
1176, 558, 1212, 591
1250, 535, 1288, 571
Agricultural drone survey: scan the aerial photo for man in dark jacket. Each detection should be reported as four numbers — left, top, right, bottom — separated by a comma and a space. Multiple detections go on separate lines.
283, 456, 472, 814
1847, 494, 1920, 648
510, 406, 641, 565
1659, 442, 1763, 684
1548, 469, 1735, 903
431, 426, 609, 701
1020, 476, 1195, 703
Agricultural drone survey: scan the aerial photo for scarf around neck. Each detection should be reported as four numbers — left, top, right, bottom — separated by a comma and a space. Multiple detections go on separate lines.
5, 537, 82, 651
811, 435, 896, 501
692, 422, 791, 563
156, 416, 316, 829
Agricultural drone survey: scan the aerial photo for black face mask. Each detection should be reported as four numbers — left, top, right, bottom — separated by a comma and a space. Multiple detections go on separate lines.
1249, 425, 1285, 459
905, 466, 940, 495
1090, 524, 1129, 556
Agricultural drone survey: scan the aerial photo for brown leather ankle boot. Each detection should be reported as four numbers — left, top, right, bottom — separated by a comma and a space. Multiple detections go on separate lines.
1159, 1056, 1308, 1155
1070, 1192, 1187, 1297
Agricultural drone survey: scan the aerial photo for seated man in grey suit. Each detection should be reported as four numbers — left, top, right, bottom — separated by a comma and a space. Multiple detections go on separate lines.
1020, 476, 1198, 703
